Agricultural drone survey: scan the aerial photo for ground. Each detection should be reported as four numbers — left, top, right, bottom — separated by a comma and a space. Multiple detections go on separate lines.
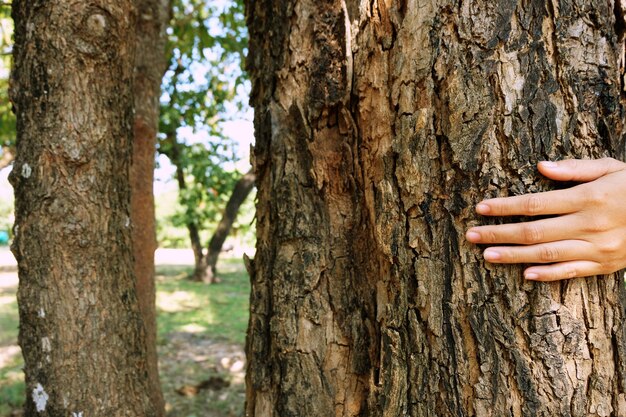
0, 248, 250, 417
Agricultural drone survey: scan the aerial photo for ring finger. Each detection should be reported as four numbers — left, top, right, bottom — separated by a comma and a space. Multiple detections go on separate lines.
482, 240, 593, 264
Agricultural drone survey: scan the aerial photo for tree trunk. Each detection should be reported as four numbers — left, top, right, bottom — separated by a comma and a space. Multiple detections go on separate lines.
10, 1, 155, 415
201, 169, 255, 283
131, 0, 170, 415
245, 1, 626, 416
166, 132, 207, 281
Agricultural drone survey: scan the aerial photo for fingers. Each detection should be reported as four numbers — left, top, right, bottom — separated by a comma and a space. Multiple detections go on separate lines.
481, 240, 592, 264
537, 158, 626, 182
476, 188, 583, 217
466, 214, 582, 245
522, 261, 603, 282
475, 158, 626, 217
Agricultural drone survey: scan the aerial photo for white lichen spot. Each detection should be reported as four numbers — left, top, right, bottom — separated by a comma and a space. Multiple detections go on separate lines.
86, 13, 107, 37
21, 163, 32, 179
124, 216, 130, 228
38, 307, 45, 318
32, 383, 49, 412
42, 337, 51, 352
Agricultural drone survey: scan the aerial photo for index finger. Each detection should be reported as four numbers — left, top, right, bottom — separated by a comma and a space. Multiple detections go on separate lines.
476, 187, 583, 216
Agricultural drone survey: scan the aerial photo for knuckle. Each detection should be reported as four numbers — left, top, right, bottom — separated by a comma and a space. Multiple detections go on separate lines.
524, 195, 544, 215
585, 188, 608, 207
604, 157, 626, 170
601, 260, 618, 274
485, 230, 498, 243
504, 249, 518, 263
598, 259, 622, 275
599, 240, 621, 255
539, 246, 560, 262
522, 224, 543, 243
584, 217, 611, 233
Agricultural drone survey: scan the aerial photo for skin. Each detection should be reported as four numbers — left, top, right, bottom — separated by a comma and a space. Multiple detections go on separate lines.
466, 158, 626, 282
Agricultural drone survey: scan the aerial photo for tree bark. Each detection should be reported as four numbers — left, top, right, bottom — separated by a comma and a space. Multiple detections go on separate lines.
201, 168, 255, 283
131, 0, 170, 414
245, 1, 626, 416
10, 1, 155, 415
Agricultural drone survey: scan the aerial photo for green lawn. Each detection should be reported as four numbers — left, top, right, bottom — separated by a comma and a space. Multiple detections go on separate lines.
0, 270, 23, 416
0, 257, 250, 417
156, 259, 250, 346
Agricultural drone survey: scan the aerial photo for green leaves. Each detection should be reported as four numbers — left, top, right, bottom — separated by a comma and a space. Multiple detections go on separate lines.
158, 0, 249, 247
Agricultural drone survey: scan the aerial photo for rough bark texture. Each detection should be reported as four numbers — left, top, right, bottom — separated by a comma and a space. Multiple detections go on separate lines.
202, 169, 255, 283
245, 1, 626, 416
10, 1, 155, 416
131, 0, 170, 413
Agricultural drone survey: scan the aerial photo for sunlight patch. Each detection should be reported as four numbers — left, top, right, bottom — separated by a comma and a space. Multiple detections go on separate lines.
0, 345, 20, 368
180, 323, 208, 334
156, 290, 201, 313
0, 295, 14, 307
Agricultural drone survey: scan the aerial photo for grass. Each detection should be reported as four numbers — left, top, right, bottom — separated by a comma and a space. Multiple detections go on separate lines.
0, 257, 250, 417
0, 271, 22, 417
156, 258, 250, 345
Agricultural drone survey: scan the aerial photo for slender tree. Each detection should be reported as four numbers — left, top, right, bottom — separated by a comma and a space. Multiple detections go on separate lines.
131, 0, 170, 413
245, 1, 626, 416
10, 1, 155, 415
202, 168, 255, 282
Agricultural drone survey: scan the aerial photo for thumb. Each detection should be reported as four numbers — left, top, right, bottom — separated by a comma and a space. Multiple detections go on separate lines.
537, 158, 626, 182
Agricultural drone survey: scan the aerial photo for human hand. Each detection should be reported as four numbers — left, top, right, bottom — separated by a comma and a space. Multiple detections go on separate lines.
465, 158, 626, 281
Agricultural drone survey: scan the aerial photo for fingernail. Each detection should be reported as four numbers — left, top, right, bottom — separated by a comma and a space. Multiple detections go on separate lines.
476, 204, 490, 214
483, 250, 501, 261
466, 231, 481, 242
539, 161, 558, 168
525, 272, 539, 280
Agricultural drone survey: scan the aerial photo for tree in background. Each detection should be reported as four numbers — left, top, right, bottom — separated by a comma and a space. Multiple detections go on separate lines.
131, 0, 171, 414
203, 168, 255, 282
10, 0, 155, 414
245, 1, 626, 415
158, 0, 252, 283
2, 2, 170, 410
